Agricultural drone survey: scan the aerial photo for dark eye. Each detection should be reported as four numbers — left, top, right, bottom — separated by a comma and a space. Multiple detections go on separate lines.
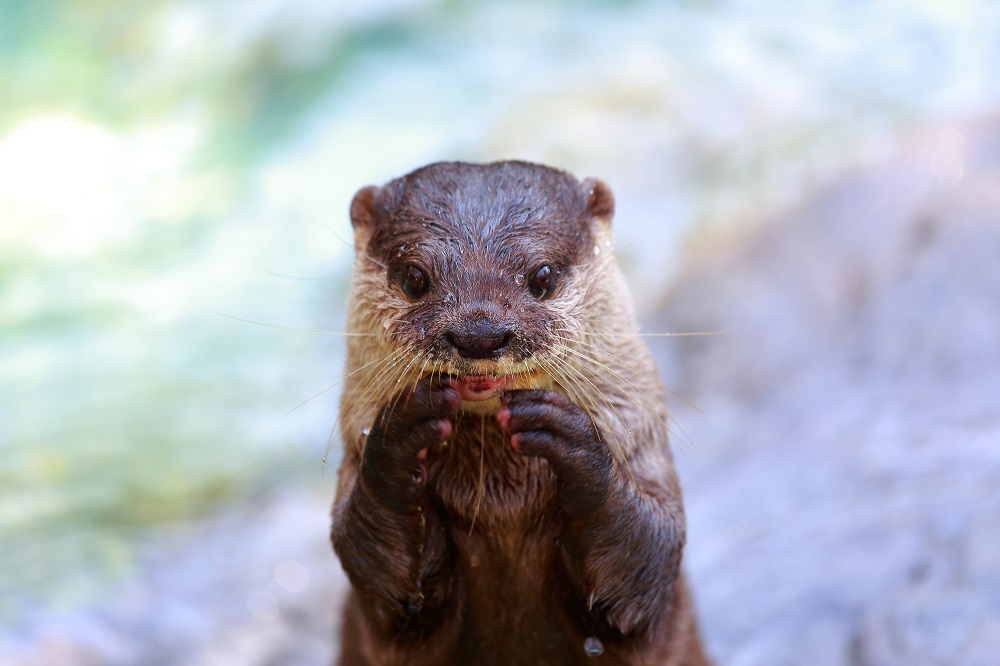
401, 264, 429, 299
528, 265, 555, 299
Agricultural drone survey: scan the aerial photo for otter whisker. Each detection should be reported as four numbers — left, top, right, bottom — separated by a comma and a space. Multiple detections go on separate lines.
325, 220, 389, 269
552, 330, 703, 419
468, 413, 487, 536
538, 355, 602, 440
550, 335, 697, 452
264, 268, 353, 282
338, 347, 412, 458
550, 335, 658, 400
399, 353, 435, 408
216, 312, 377, 336
353, 348, 411, 429
547, 347, 638, 455
375, 349, 430, 436
292, 347, 412, 416
552, 335, 659, 390
555, 327, 724, 339
325, 346, 410, 465
544, 349, 640, 490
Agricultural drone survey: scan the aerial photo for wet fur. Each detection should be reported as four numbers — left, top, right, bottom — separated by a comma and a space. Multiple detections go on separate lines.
330, 161, 710, 665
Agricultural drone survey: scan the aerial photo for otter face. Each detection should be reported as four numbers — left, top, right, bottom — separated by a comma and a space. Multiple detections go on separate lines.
348, 161, 615, 408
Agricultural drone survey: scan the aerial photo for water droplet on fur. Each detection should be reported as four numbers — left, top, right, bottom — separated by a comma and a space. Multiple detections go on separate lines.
583, 636, 604, 657
593, 244, 601, 255
361, 427, 370, 437
383, 319, 391, 329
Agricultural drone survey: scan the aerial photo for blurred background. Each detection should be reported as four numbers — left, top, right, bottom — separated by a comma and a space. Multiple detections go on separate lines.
2, 0, 999, 664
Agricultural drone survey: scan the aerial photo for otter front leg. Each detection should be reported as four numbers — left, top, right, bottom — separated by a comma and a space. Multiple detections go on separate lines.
331, 377, 462, 642
497, 390, 685, 638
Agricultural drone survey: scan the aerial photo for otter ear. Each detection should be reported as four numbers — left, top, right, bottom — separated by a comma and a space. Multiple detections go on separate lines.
349, 185, 378, 230
582, 178, 614, 224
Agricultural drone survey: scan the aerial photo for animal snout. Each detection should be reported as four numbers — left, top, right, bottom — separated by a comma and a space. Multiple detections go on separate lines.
444, 321, 515, 360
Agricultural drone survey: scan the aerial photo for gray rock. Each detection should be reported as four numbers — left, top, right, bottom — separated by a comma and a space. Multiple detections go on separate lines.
2, 491, 348, 665
648, 119, 1000, 664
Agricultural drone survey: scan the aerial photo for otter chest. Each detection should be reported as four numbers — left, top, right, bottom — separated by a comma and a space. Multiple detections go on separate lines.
446, 524, 601, 666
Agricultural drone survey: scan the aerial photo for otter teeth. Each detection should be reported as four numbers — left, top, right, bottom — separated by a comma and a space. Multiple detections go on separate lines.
453, 375, 514, 402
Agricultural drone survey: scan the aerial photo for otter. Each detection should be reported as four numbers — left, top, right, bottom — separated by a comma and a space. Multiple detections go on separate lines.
330, 161, 710, 665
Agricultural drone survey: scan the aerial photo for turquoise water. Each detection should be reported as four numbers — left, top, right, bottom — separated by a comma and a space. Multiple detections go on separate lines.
2, 0, 999, 624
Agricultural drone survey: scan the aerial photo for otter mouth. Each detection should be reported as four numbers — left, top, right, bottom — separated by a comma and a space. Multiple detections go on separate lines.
452, 374, 516, 402
449, 370, 548, 406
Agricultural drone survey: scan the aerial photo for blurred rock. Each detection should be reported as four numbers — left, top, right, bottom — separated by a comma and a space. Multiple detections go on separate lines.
649, 117, 1000, 665
2, 490, 348, 666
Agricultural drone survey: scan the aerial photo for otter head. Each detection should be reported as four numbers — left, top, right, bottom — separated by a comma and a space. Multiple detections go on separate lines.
347, 160, 616, 412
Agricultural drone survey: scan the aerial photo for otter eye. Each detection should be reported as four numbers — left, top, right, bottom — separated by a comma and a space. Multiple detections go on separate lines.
528, 264, 555, 299
400, 264, 429, 299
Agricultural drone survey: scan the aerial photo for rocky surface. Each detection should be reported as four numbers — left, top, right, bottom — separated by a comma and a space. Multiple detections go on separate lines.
5, 119, 999, 665
650, 117, 1000, 665
3, 491, 348, 665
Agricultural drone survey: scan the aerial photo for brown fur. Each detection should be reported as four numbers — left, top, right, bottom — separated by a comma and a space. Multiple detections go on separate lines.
330, 161, 710, 665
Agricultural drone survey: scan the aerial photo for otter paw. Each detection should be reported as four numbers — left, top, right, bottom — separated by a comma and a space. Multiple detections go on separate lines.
361, 376, 461, 509
497, 389, 613, 516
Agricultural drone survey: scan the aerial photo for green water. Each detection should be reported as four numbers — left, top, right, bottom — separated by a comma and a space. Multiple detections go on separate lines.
0, 0, 360, 618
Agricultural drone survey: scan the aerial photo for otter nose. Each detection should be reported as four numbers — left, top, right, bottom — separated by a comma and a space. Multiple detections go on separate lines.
445, 321, 514, 360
